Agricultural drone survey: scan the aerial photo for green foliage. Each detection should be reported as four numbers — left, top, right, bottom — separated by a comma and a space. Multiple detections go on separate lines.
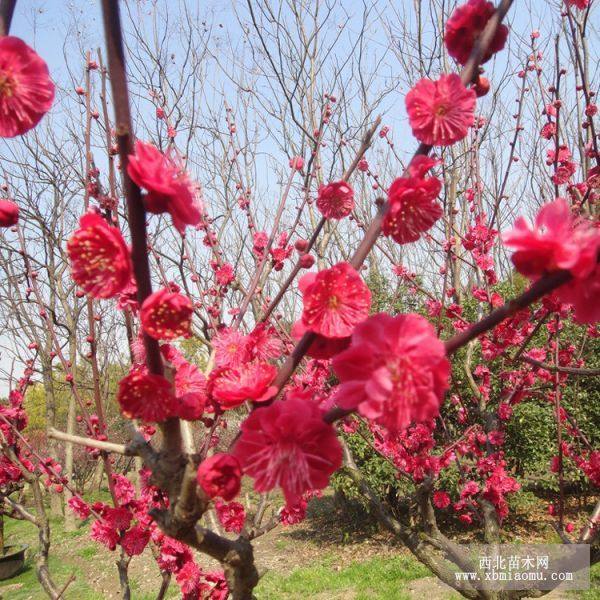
331, 423, 412, 518
22, 383, 56, 433
505, 402, 557, 482
180, 335, 210, 368
365, 268, 406, 315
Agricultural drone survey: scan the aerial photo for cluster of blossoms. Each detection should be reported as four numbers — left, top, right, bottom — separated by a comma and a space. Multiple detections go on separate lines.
369, 418, 521, 526
0, 368, 68, 495
69, 471, 228, 599
208, 324, 282, 410
117, 344, 207, 422
0, 371, 34, 488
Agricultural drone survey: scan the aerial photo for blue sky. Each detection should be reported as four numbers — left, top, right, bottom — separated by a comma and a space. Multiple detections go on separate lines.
8, 0, 586, 158
9, 0, 567, 69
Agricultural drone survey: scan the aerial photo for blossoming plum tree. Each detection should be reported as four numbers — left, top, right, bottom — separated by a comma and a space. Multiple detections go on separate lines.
0, 0, 598, 598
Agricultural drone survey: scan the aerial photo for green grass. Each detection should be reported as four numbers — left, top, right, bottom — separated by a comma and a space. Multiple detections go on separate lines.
78, 545, 99, 559
578, 563, 600, 600
256, 553, 431, 600
0, 513, 98, 600
256, 552, 600, 600
0, 503, 182, 600
0, 547, 98, 600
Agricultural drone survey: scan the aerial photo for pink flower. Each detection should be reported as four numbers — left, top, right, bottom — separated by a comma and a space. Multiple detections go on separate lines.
203, 572, 228, 600
90, 520, 119, 551
117, 369, 175, 422
215, 263, 234, 286
175, 561, 201, 597
587, 166, 600, 189
210, 360, 277, 410
405, 74, 476, 146
482, 466, 520, 520
174, 361, 207, 420
541, 122, 557, 140
117, 279, 139, 313
289, 156, 304, 170
280, 499, 308, 525
383, 156, 443, 244
332, 313, 450, 433
121, 525, 150, 556
253, 231, 268, 255
502, 198, 599, 279
556, 265, 600, 324
247, 324, 283, 361
127, 141, 203, 233
444, 0, 508, 66
461, 480, 480, 498
459, 513, 473, 525
233, 391, 342, 506
67, 496, 90, 519
104, 506, 133, 531
0, 199, 19, 226
497, 403, 513, 421
0, 37, 55, 137
300, 262, 371, 338
0, 456, 23, 486
197, 453, 242, 501
140, 288, 193, 340
67, 212, 132, 299
157, 537, 192, 573
215, 500, 245, 533
212, 328, 251, 368
316, 181, 355, 219
433, 491, 451, 509
565, 0, 590, 9
112, 473, 135, 506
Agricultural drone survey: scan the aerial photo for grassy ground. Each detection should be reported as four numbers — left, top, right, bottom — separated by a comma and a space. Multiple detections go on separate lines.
0, 491, 598, 599
257, 554, 433, 600
0, 505, 436, 600
2, 516, 102, 600
0, 514, 435, 599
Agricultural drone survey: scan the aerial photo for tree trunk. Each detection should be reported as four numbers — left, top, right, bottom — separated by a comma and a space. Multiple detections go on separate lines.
63, 394, 77, 531
92, 458, 104, 491
117, 550, 131, 600
41, 357, 63, 518
31, 479, 61, 599
0, 512, 4, 555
